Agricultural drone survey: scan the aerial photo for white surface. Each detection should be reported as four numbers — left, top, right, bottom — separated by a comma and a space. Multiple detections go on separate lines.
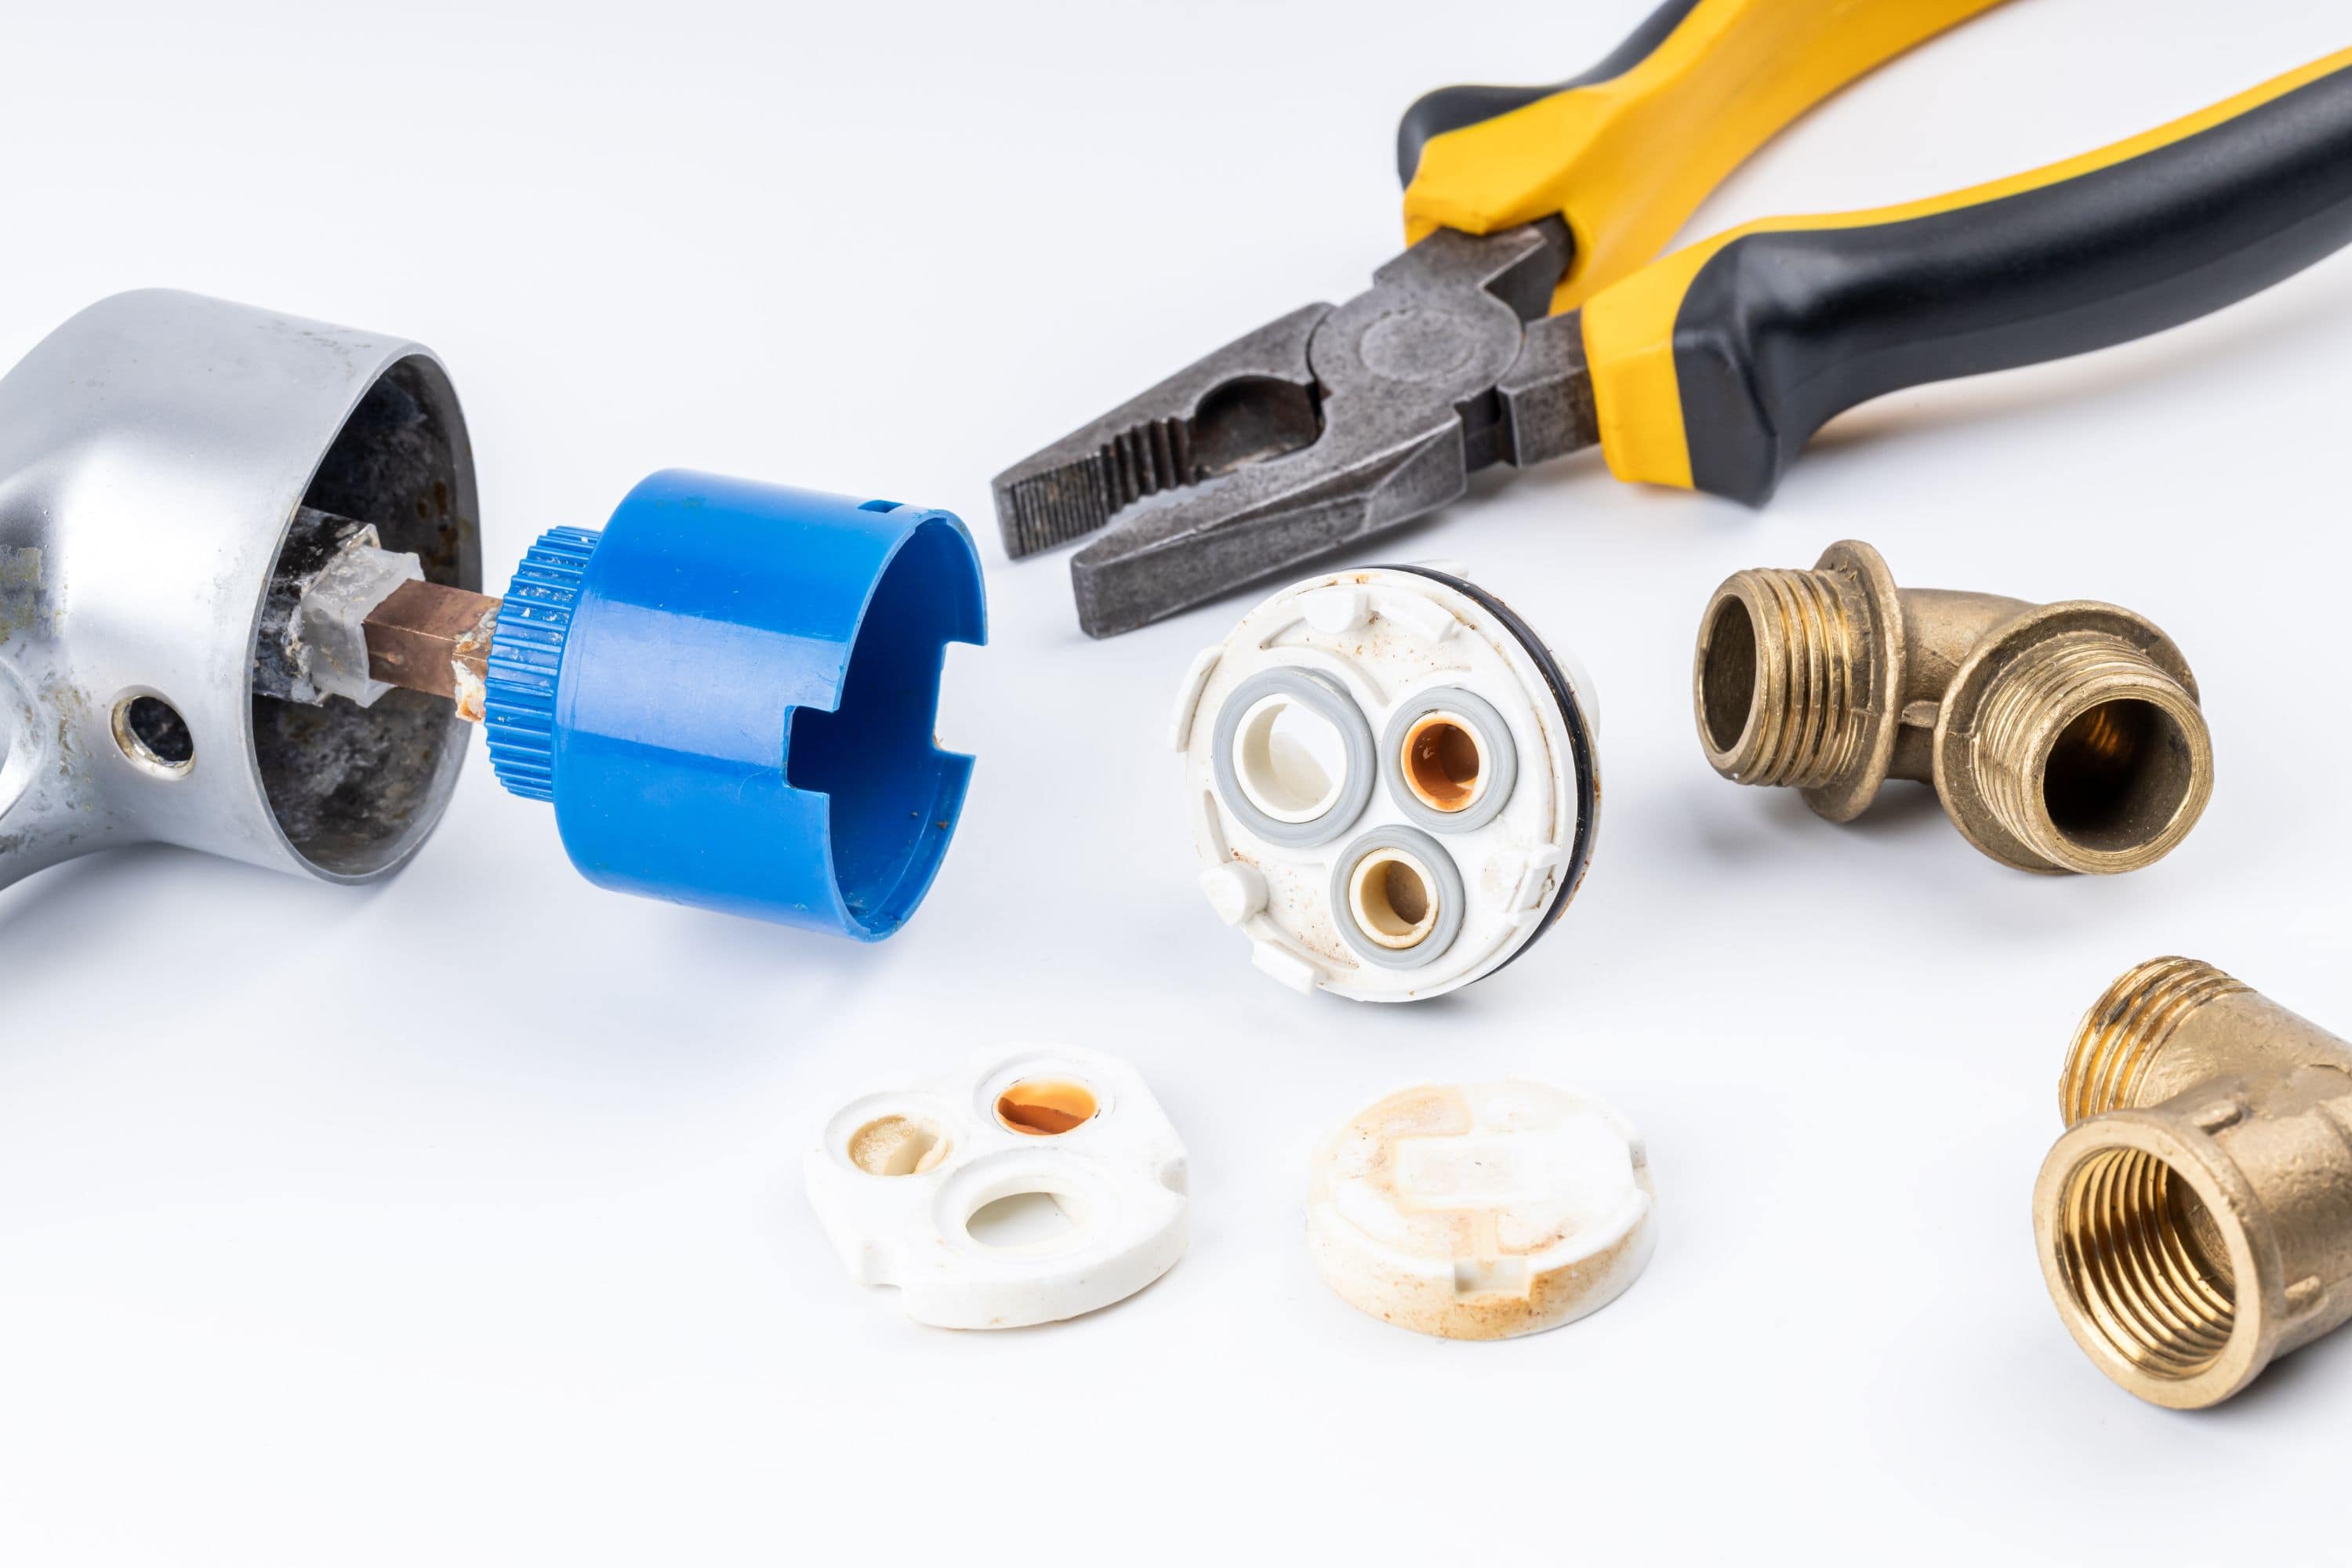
2, 1, 2349, 1561
1178, 568, 1589, 1000
804, 1046, 1187, 1328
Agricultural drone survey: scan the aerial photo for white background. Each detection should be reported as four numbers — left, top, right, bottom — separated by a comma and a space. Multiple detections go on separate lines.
3, 2, 2350, 1561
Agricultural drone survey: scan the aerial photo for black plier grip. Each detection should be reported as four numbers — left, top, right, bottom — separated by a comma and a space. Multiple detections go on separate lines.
1404, 3, 2352, 502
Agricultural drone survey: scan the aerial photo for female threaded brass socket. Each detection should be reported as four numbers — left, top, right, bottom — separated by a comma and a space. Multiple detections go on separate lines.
2035, 958, 2352, 1409
1693, 540, 2214, 874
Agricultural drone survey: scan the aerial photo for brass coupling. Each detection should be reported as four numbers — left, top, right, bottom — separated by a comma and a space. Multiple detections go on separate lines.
2034, 959, 2352, 1408
1693, 541, 2213, 874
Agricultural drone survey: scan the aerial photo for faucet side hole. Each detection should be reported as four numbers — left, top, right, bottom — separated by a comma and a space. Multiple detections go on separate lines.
112, 693, 195, 779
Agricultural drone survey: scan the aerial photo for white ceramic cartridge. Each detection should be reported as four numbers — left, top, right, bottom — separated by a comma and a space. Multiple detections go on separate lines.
804, 1046, 1189, 1330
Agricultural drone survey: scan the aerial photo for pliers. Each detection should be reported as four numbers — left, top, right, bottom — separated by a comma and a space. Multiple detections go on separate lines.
993, 0, 2352, 637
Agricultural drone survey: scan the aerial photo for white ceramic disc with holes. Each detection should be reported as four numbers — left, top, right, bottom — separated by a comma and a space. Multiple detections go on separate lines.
1173, 567, 1599, 1003
804, 1046, 1189, 1330
1308, 1080, 1655, 1341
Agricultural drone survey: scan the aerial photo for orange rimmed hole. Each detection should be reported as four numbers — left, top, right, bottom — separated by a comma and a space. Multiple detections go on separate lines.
1403, 715, 1483, 811
995, 1079, 1098, 1136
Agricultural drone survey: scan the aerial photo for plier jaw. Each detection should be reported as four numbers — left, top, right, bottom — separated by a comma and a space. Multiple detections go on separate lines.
993, 219, 1580, 638
993, 303, 1329, 566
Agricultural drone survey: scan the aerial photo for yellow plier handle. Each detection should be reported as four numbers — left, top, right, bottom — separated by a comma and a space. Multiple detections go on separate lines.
1402, 0, 2009, 310
1403, 2, 2352, 505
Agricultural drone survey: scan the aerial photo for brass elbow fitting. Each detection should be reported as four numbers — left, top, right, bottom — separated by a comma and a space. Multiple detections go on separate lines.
1693, 541, 2213, 874
2034, 959, 2352, 1408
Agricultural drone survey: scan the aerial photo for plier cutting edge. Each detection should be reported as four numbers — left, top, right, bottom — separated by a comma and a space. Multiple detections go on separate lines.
994, 0, 2352, 637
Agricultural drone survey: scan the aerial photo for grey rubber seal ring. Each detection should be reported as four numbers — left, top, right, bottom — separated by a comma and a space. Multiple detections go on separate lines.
1381, 685, 1519, 833
1328, 824, 1465, 971
1212, 669, 1377, 848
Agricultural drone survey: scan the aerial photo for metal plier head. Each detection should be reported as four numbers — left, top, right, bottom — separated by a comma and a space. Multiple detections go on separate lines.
993, 217, 1595, 638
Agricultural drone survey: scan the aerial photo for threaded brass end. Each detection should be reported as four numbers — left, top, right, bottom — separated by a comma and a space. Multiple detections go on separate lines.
2060, 957, 2248, 1125
2054, 1145, 2238, 1382
1696, 567, 1866, 790
1969, 631, 2212, 875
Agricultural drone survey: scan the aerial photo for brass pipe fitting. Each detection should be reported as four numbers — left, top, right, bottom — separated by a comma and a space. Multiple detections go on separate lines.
1693, 540, 2213, 874
2034, 958, 2352, 1408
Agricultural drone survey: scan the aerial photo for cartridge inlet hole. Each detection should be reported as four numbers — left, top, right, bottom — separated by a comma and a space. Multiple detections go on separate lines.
111, 693, 194, 779
2043, 699, 2198, 855
1699, 597, 1759, 754
1233, 695, 1348, 822
2056, 1145, 2237, 1381
1350, 851, 1439, 949
967, 1190, 1082, 1248
847, 1115, 950, 1177
996, 1079, 1099, 1137
1403, 716, 1484, 811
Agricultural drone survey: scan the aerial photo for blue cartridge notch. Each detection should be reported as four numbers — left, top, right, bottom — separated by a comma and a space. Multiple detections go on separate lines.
483, 470, 986, 938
